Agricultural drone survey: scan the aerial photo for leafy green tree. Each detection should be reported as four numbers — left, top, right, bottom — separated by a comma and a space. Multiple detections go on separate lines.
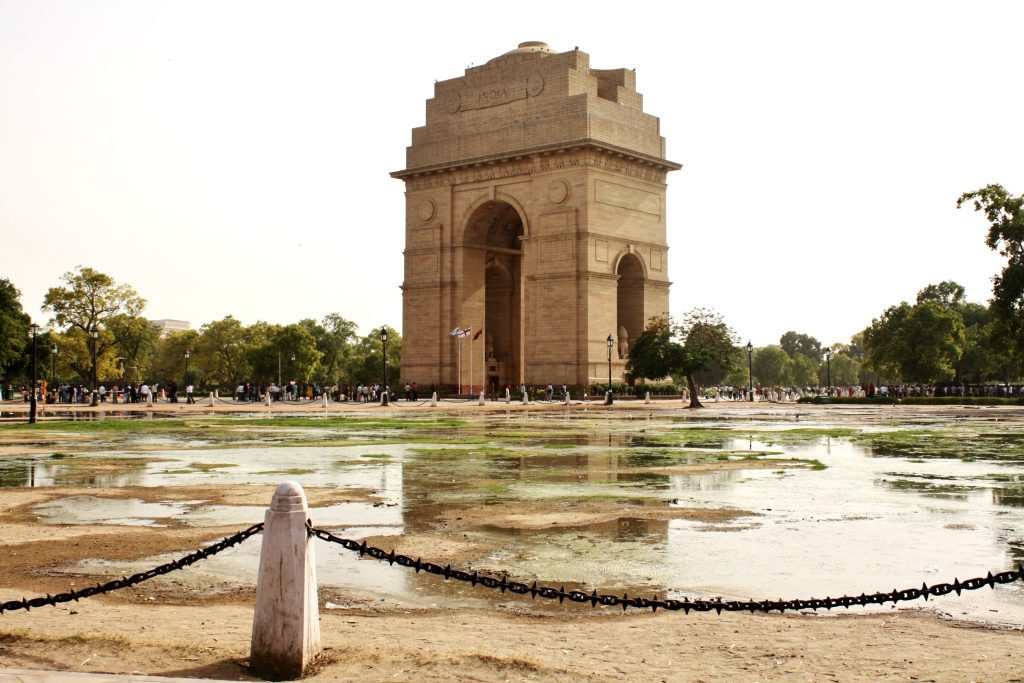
107, 313, 159, 379
627, 316, 683, 385
820, 351, 860, 387
346, 326, 401, 386
0, 279, 30, 382
42, 267, 146, 389
862, 300, 966, 383
916, 281, 966, 308
312, 313, 358, 384
958, 185, 1024, 339
779, 331, 822, 361
194, 316, 250, 388
752, 345, 793, 386
147, 330, 199, 386
244, 321, 284, 384
628, 310, 738, 408
790, 353, 819, 386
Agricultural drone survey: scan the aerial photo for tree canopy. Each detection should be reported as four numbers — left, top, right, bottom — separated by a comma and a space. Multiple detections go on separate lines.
862, 300, 966, 383
628, 310, 738, 408
0, 279, 30, 380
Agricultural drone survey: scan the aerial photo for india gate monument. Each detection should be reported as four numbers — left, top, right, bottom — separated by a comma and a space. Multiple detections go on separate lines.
392, 42, 679, 392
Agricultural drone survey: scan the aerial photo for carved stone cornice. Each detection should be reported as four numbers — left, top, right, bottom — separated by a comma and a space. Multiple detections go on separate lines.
392, 139, 681, 191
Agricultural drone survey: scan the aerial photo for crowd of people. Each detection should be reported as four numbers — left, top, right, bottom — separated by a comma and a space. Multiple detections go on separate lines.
11, 379, 1024, 406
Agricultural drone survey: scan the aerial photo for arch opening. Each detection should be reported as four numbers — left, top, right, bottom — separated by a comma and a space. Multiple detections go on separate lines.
462, 201, 524, 392
616, 253, 645, 361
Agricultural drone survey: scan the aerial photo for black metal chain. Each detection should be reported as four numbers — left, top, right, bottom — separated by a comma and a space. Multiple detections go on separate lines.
309, 526, 1024, 614
0, 523, 264, 615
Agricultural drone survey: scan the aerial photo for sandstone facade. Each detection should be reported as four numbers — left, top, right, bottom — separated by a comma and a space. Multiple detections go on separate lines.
393, 42, 679, 391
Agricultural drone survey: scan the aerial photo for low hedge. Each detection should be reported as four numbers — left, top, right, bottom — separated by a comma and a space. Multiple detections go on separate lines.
797, 396, 1024, 406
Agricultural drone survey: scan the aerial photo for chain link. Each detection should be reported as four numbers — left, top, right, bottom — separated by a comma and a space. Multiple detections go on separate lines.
308, 526, 1024, 614
0, 523, 264, 615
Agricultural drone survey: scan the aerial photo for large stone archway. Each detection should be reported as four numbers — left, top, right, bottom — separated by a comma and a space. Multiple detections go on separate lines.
394, 42, 679, 390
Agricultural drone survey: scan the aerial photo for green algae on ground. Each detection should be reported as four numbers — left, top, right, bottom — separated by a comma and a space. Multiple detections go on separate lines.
854, 428, 1024, 463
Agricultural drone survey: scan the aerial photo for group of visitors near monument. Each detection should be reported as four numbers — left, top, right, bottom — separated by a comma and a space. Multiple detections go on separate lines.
17, 382, 196, 405
12, 380, 1024, 406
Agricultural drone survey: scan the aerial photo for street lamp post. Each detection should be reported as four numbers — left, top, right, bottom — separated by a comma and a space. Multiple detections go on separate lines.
825, 348, 832, 395
606, 334, 614, 406
746, 341, 754, 402
290, 353, 296, 400
51, 344, 57, 399
90, 325, 99, 406
184, 350, 190, 385
29, 323, 39, 424
380, 327, 389, 406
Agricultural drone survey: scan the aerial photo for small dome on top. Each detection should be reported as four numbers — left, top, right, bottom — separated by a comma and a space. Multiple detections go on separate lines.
504, 41, 554, 56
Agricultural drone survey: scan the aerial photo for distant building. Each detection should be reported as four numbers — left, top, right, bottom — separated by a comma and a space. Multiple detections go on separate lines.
151, 319, 191, 337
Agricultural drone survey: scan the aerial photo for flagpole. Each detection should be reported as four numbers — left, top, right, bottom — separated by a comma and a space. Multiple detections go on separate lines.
458, 333, 462, 397
469, 331, 474, 395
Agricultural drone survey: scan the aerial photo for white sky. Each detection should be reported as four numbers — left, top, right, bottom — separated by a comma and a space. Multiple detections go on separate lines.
2, 0, 1021, 347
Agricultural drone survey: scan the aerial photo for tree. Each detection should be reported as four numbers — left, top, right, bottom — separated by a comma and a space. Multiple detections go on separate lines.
958, 185, 1024, 328
194, 316, 250, 388
626, 316, 683, 385
0, 279, 30, 381
752, 346, 793, 386
42, 267, 146, 389
147, 330, 199, 386
862, 300, 966, 383
790, 352, 819, 386
628, 310, 738, 409
345, 326, 401, 386
820, 351, 860, 387
779, 331, 822, 361
917, 281, 966, 308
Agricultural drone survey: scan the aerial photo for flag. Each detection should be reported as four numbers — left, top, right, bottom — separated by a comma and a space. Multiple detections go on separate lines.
449, 327, 462, 337
473, 328, 483, 341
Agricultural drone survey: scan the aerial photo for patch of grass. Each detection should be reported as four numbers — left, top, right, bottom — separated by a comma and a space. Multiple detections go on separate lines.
187, 462, 238, 471
360, 453, 392, 459
543, 443, 576, 449
50, 452, 73, 459
260, 468, 316, 475
207, 416, 466, 430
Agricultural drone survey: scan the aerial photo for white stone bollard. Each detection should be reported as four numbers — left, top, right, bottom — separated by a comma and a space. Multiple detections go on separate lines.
478, 390, 485, 406
644, 391, 651, 404
265, 393, 272, 407
208, 392, 215, 407
564, 391, 571, 405
431, 391, 438, 407
322, 393, 328, 408
504, 388, 511, 404
250, 482, 321, 680
522, 392, 529, 405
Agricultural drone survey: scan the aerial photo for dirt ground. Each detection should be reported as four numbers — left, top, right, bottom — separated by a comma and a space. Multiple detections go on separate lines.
1, 402, 1023, 681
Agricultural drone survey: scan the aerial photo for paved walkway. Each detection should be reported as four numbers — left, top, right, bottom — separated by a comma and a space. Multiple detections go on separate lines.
0, 671, 236, 683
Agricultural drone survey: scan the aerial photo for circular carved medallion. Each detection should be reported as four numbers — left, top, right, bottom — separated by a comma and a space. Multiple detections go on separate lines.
447, 93, 461, 114
418, 199, 436, 222
548, 179, 570, 205
527, 73, 545, 97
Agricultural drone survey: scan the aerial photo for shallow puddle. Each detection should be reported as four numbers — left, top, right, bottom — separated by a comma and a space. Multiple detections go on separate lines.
7, 411, 1024, 625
